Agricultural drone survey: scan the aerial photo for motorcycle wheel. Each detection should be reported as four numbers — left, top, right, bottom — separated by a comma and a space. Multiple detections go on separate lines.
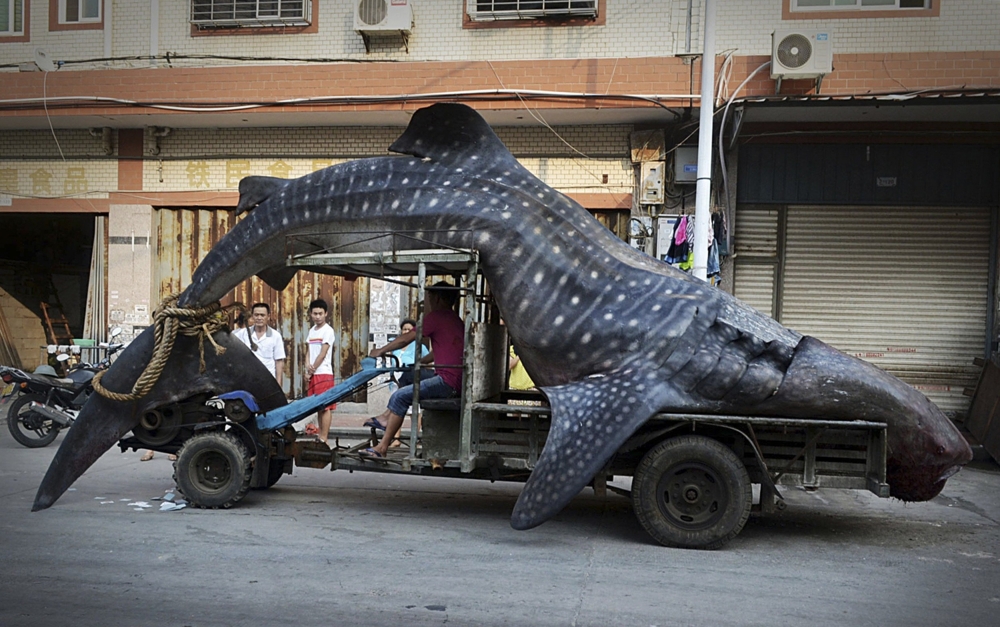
6, 393, 61, 448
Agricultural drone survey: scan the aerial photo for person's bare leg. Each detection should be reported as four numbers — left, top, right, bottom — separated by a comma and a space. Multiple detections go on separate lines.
372, 411, 404, 456
317, 408, 332, 443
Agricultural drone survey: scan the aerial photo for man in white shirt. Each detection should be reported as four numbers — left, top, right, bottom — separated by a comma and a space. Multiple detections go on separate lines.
306, 298, 337, 443
233, 302, 286, 383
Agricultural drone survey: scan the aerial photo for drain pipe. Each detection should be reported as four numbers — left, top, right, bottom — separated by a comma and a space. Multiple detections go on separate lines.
692, 0, 716, 282
685, 0, 693, 54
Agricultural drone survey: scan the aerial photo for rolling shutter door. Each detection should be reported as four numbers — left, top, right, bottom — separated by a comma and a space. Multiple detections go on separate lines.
780, 205, 990, 415
733, 206, 781, 319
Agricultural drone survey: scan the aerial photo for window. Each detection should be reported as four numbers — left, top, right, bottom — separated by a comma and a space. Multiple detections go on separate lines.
59, 0, 100, 24
1, 0, 24, 36
191, 0, 311, 29
791, 0, 930, 11
467, 1, 598, 22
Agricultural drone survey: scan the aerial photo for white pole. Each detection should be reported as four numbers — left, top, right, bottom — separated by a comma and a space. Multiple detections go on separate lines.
150, 0, 159, 68
693, 0, 716, 282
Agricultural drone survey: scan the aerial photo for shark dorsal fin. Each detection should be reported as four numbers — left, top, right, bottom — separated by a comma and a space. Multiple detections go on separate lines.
236, 176, 288, 216
389, 103, 511, 166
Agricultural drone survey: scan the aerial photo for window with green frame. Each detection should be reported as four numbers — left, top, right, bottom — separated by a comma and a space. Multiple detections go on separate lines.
59, 0, 101, 23
1, 0, 24, 35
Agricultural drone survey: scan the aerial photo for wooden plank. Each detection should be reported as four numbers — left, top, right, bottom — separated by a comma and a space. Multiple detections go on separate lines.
966, 358, 1000, 463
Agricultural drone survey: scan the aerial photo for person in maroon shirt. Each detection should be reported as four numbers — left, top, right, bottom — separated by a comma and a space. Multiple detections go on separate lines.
363, 282, 465, 458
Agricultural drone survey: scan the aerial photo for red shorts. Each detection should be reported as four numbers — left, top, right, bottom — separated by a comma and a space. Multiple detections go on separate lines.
307, 374, 337, 411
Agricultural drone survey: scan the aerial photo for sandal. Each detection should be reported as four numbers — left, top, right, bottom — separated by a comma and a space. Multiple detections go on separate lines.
140, 451, 154, 462
363, 417, 386, 431
360, 447, 383, 459
168, 454, 177, 461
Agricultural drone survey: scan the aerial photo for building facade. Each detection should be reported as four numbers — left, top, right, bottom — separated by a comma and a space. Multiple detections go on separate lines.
1, 0, 997, 412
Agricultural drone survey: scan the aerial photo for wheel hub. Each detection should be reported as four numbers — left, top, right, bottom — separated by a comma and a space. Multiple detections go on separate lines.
193, 451, 232, 492
656, 462, 729, 531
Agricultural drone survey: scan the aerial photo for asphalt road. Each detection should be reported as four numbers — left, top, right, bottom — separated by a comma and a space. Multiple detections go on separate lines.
2, 427, 999, 627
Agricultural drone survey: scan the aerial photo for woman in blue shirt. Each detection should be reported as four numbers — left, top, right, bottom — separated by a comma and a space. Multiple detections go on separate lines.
392, 318, 432, 388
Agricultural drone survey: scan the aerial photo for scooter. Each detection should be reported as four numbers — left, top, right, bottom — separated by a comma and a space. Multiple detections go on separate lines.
2, 329, 124, 448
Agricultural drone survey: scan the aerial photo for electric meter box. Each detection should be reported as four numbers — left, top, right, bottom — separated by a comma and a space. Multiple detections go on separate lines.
674, 146, 699, 184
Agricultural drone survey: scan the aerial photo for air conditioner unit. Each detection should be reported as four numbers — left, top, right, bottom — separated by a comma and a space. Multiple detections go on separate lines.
354, 0, 412, 34
771, 29, 833, 82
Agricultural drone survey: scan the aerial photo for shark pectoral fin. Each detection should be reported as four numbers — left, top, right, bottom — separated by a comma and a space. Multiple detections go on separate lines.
511, 369, 668, 531
236, 176, 288, 215
256, 266, 299, 292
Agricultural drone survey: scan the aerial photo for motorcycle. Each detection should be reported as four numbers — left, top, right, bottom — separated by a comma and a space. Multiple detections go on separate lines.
1, 329, 124, 448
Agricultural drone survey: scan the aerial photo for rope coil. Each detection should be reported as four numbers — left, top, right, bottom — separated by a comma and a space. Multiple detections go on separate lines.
92, 295, 246, 403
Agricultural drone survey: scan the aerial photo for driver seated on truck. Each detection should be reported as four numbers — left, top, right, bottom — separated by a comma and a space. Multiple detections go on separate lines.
362, 281, 464, 458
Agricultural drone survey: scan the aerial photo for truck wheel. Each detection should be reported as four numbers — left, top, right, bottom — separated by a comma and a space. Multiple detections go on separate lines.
632, 434, 751, 550
173, 431, 252, 509
264, 458, 286, 488
6, 393, 60, 448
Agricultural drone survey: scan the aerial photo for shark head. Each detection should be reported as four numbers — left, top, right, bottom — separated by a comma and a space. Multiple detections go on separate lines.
32, 324, 286, 511
757, 336, 973, 502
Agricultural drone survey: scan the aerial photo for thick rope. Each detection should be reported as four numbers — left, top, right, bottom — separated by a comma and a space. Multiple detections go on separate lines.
92, 295, 247, 403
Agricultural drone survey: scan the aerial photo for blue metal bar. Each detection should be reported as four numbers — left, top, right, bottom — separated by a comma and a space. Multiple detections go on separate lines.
255, 357, 397, 432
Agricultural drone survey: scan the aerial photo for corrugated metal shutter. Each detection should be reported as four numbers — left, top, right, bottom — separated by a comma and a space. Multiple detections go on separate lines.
780, 205, 990, 415
153, 207, 369, 400
733, 206, 781, 318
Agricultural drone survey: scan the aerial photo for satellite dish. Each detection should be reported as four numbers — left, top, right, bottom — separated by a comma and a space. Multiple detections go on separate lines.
34, 48, 56, 73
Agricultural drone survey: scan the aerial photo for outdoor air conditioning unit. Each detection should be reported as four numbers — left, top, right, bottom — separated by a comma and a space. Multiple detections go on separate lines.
354, 0, 412, 33
771, 29, 833, 92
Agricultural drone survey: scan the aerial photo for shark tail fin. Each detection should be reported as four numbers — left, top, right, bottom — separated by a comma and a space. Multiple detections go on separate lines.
236, 176, 288, 215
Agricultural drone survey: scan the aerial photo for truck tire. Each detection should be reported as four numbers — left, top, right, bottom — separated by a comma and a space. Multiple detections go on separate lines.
6, 393, 60, 448
173, 431, 252, 509
252, 458, 287, 490
632, 434, 751, 550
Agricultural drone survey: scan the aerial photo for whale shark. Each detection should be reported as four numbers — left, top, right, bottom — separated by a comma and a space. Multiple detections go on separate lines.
33, 103, 972, 528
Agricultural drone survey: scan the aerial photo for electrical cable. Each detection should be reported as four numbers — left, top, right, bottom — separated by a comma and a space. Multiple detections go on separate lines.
42, 71, 66, 162
717, 60, 771, 214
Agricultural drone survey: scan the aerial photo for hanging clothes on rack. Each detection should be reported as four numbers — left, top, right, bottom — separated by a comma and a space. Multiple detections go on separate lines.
664, 215, 690, 265
712, 211, 729, 257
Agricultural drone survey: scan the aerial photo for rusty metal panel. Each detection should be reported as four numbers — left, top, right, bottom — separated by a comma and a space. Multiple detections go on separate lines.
153, 207, 368, 401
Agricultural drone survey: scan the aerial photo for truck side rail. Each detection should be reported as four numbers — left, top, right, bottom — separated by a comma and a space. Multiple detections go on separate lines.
470, 402, 890, 498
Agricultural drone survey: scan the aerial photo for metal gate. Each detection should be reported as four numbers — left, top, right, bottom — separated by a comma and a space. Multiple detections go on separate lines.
153, 207, 369, 400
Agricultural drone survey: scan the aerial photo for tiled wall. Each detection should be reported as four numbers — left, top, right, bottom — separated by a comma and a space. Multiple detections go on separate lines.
708, 0, 999, 56
0, 159, 116, 198
4, 1, 997, 71
137, 123, 634, 196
